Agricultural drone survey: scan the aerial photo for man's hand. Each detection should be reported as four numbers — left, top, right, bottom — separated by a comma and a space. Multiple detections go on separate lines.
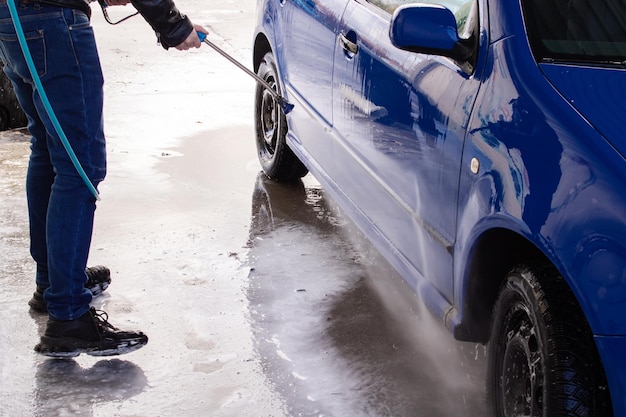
104, 0, 131, 5
175, 25, 209, 51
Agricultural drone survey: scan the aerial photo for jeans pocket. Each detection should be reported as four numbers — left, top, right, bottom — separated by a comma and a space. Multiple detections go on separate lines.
68, 9, 90, 30
0, 28, 46, 78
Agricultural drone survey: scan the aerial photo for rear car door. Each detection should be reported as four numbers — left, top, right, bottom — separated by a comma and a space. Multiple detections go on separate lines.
331, 0, 483, 300
279, 0, 349, 124
277, 0, 349, 159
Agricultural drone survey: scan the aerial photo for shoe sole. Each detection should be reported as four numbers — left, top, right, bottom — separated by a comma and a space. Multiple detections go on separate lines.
87, 281, 110, 297
35, 336, 147, 358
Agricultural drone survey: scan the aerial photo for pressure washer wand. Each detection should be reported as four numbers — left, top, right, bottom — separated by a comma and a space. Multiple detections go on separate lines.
197, 32, 294, 114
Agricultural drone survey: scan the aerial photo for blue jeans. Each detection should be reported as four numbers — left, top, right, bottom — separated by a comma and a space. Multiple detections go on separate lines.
0, 3, 106, 320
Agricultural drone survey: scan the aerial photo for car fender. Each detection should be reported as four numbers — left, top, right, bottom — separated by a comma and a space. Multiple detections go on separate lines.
454, 35, 626, 341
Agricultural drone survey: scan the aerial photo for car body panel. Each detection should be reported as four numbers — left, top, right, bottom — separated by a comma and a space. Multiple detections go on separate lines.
277, 0, 348, 127
459, 34, 626, 337
330, 0, 486, 300
540, 64, 626, 160
596, 335, 626, 415
253, 0, 626, 412
270, 0, 350, 181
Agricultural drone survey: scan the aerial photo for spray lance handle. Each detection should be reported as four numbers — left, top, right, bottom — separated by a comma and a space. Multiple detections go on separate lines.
195, 31, 294, 114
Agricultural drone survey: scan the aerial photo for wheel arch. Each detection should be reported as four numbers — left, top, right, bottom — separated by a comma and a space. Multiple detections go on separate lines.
453, 227, 555, 343
253, 33, 272, 74
451, 214, 625, 414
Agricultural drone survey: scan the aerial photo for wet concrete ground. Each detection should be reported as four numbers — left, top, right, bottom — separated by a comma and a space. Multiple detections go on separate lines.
0, 1, 488, 415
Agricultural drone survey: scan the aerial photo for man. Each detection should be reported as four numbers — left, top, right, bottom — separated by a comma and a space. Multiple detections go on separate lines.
0, 0, 208, 357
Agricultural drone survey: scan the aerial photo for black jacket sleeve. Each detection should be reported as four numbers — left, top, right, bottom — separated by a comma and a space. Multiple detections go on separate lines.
130, 0, 194, 49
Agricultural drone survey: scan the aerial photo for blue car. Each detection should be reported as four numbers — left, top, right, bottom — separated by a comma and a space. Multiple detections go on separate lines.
252, 0, 626, 415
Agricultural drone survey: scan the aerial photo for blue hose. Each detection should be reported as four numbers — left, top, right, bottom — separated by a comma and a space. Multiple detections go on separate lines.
6, 0, 101, 200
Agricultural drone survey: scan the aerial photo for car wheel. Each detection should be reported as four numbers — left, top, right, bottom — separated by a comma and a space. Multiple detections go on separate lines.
254, 52, 308, 181
487, 264, 613, 417
0, 63, 27, 130
0, 106, 10, 131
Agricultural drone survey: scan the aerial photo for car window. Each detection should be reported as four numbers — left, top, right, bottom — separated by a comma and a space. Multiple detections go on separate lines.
367, 0, 475, 35
522, 0, 626, 64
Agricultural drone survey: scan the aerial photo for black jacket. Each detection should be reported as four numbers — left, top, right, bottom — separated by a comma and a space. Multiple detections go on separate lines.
41, 0, 193, 49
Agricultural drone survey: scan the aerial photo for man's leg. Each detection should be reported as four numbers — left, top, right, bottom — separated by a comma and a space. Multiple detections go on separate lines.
0, 4, 146, 356
36, 8, 147, 355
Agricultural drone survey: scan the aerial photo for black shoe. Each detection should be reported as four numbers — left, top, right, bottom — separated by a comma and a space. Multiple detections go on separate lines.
28, 266, 112, 313
35, 307, 148, 358
85, 265, 111, 296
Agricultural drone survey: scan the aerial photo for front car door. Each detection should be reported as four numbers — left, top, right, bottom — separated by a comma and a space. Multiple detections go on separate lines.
331, 0, 484, 301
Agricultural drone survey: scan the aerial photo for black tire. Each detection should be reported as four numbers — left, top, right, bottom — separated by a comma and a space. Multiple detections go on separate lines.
254, 52, 308, 181
0, 62, 27, 130
487, 264, 613, 417
0, 106, 10, 131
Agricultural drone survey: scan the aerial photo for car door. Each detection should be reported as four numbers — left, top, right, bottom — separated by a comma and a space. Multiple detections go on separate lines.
331, 0, 483, 300
276, 0, 350, 164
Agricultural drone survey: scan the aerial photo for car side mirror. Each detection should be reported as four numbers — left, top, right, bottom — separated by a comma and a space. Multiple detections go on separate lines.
389, 4, 473, 62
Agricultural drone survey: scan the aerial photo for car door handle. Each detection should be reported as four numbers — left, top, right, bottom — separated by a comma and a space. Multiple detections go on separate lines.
339, 33, 358, 55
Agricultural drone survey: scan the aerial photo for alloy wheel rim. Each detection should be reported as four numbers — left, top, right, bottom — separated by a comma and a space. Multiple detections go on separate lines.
501, 307, 543, 417
260, 79, 279, 154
